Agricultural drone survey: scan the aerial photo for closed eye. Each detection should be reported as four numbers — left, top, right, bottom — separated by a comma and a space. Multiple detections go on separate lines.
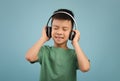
53, 26, 59, 30
63, 28, 69, 31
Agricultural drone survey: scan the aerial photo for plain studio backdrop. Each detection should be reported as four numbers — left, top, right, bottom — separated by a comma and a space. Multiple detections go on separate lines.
0, 0, 120, 81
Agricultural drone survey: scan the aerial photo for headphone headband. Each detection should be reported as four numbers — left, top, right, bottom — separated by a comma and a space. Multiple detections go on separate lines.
46, 11, 77, 30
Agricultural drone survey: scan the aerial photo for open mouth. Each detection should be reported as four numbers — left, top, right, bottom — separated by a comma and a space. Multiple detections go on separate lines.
55, 37, 63, 39
55, 36, 64, 40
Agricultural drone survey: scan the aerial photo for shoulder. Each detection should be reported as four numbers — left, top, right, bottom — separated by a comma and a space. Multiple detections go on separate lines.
68, 48, 77, 57
68, 48, 75, 53
38, 45, 52, 62
41, 45, 52, 50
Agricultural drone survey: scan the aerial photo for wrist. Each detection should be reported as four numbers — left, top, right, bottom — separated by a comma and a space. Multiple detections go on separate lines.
72, 42, 79, 47
39, 37, 47, 44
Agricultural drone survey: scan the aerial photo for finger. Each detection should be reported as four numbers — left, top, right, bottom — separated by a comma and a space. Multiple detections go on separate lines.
73, 30, 80, 36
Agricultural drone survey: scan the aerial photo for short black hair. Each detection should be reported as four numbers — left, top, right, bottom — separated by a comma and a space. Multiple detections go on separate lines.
52, 9, 74, 28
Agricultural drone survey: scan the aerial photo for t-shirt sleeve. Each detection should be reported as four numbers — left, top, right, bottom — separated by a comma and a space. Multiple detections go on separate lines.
37, 45, 50, 64
37, 46, 45, 64
72, 50, 79, 70
75, 55, 79, 70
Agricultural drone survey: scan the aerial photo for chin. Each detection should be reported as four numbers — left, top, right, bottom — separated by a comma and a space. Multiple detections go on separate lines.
54, 40, 64, 45
54, 39, 68, 46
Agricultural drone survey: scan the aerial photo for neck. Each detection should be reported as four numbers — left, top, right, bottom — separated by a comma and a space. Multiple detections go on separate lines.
54, 43, 68, 50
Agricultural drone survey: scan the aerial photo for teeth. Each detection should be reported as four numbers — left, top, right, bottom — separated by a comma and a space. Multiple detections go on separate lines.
56, 37, 63, 39
55, 35, 64, 39
58, 37, 62, 38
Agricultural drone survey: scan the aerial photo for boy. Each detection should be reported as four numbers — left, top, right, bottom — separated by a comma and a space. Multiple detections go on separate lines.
26, 9, 90, 81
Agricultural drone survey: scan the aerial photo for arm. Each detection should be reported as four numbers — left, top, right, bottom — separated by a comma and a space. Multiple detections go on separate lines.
72, 30, 90, 72
25, 27, 49, 63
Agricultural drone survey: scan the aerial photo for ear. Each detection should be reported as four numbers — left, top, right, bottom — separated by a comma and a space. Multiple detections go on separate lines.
46, 27, 52, 38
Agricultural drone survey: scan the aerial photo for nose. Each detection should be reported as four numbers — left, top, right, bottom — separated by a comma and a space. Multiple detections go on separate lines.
56, 30, 63, 35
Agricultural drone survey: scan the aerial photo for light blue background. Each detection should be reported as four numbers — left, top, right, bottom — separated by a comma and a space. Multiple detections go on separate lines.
0, 0, 120, 81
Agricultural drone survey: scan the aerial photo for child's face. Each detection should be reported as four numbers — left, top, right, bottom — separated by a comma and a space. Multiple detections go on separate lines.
51, 19, 72, 46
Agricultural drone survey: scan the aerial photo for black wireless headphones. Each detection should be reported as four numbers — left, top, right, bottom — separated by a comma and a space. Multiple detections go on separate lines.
46, 11, 77, 40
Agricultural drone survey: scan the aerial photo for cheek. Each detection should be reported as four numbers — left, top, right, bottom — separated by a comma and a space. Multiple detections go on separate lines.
65, 31, 71, 38
51, 31, 53, 37
51, 30, 55, 37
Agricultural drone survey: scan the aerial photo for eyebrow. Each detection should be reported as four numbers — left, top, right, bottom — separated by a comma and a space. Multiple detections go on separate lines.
52, 25, 59, 27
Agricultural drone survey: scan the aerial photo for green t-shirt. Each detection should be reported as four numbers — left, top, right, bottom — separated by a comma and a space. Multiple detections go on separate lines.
38, 45, 78, 81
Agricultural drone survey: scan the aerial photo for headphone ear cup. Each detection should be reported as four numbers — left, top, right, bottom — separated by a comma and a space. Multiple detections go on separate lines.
69, 31, 76, 40
46, 27, 52, 38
